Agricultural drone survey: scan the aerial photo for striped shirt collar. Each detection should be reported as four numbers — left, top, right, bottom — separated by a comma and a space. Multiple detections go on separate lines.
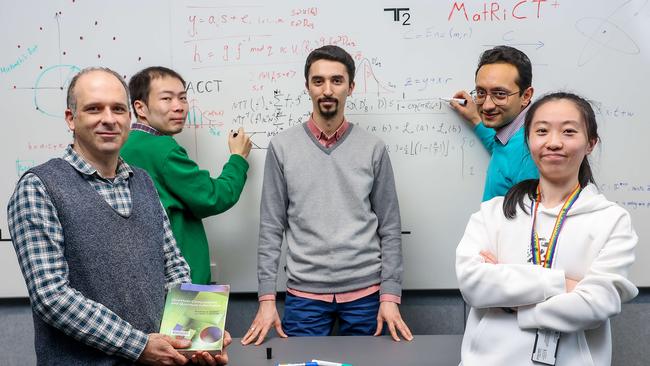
63, 144, 133, 180
131, 122, 164, 136
495, 104, 530, 145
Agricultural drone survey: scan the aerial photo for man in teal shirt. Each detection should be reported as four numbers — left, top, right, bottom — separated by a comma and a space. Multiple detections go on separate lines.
450, 46, 539, 201
121, 66, 252, 284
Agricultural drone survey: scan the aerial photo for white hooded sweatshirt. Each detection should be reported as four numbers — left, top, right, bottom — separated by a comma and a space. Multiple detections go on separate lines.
456, 184, 638, 366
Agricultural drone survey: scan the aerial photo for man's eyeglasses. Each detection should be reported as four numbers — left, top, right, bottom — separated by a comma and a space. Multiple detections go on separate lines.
470, 89, 520, 106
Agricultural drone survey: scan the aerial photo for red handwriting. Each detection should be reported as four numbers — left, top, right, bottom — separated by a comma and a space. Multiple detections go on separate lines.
27, 142, 68, 151
291, 7, 318, 17
192, 35, 360, 64
448, 0, 553, 22
186, 98, 225, 126
187, 8, 320, 38
257, 69, 298, 82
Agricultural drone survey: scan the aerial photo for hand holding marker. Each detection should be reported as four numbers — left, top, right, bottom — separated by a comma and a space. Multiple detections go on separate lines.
439, 97, 467, 106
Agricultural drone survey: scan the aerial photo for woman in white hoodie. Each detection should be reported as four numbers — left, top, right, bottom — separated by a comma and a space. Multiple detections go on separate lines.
456, 92, 638, 366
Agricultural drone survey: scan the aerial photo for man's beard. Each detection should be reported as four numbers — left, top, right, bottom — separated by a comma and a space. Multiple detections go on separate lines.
318, 98, 338, 119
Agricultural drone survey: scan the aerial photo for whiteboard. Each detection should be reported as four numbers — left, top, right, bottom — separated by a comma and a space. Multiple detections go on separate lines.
1, 0, 649, 297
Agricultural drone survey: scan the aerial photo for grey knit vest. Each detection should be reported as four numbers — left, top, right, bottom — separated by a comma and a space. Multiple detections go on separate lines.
28, 158, 166, 365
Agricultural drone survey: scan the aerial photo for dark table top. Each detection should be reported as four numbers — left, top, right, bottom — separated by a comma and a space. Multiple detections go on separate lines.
228, 334, 463, 366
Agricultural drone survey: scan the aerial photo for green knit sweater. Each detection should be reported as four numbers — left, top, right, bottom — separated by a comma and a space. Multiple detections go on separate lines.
121, 130, 248, 284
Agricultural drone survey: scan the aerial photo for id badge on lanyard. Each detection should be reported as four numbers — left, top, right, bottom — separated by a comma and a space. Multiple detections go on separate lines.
532, 329, 561, 365
529, 184, 582, 365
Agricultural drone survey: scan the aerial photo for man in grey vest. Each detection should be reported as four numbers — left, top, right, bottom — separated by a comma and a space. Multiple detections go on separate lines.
242, 45, 413, 346
7, 68, 229, 365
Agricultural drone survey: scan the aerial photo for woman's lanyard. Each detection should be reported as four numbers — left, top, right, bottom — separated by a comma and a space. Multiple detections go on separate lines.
530, 183, 582, 268
529, 183, 583, 365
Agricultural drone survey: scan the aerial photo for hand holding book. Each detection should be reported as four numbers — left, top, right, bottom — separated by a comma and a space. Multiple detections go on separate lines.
188, 331, 231, 365
160, 283, 232, 362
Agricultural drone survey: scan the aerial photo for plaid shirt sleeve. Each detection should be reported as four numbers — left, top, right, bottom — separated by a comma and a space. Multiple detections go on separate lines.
161, 207, 191, 287
6, 173, 149, 361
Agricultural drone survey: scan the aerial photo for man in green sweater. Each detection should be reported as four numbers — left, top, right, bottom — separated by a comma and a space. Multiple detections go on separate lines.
121, 66, 252, 284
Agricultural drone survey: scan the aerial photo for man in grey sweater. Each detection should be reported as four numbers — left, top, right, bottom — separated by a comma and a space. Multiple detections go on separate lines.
241, 45, 413, 346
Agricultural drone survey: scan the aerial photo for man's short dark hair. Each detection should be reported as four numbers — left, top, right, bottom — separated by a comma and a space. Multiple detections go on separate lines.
304, 45, 355, 85
128, 66, 186, 109
476, 46, 532, 95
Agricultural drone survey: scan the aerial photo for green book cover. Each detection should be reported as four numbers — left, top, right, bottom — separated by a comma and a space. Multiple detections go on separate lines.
160, 283, 230, 355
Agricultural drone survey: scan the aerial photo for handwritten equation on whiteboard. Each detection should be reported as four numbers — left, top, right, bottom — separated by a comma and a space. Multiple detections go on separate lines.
600, 182, 650, 210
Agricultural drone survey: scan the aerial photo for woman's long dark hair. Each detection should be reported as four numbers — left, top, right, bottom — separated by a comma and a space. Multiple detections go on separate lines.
503, 92, 600, 219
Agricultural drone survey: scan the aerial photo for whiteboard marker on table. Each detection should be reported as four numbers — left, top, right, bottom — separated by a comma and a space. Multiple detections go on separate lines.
439, 97, 467, 106
312, 359, 353, 366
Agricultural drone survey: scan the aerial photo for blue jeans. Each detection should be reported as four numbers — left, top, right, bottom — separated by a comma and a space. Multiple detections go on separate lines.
282, 292, 380, 336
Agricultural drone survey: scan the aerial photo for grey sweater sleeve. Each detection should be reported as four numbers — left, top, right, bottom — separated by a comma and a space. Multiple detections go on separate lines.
370, 147, 403, 297
257, 143, 289, 297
